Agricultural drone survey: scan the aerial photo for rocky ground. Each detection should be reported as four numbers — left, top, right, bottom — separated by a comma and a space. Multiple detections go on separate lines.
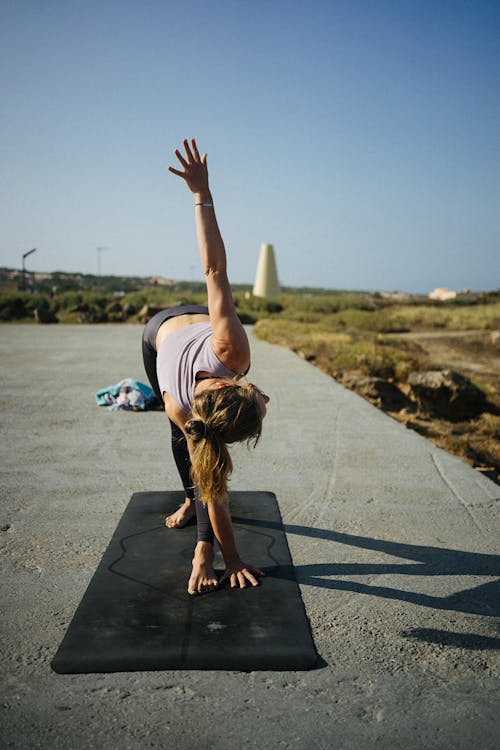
307, 330, 500, 485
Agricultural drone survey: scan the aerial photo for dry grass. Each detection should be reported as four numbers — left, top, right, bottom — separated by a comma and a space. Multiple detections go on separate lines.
387, 301, 500, 330
254, 319, 421, 380
254, 307, 500, 484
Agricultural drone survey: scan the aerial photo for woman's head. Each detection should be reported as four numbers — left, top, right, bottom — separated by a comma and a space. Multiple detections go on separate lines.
184, 381, 268, 502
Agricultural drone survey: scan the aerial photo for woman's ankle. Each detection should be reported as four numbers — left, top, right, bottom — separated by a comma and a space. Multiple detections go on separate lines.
194, 540, 214, 559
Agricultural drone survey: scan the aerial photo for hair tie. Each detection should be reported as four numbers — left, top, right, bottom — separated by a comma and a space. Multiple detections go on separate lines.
194, 419, 211, 441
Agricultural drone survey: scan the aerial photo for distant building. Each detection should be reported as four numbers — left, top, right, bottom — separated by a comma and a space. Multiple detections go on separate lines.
151, 276, 175, 286
253, 243, 281, 298
428, 287, 457, 301
380, 291, 410, 301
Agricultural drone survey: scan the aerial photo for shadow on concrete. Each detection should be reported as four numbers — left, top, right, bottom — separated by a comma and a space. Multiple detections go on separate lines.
233, 517, 500, 620
401, 627, 500, 651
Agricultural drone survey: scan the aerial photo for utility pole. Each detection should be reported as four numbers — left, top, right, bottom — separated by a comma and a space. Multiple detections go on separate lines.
21, 248, 37, 291
96, 246, 108, 281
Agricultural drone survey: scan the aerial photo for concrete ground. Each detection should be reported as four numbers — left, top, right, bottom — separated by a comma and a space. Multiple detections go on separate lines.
1, 324, 499, 750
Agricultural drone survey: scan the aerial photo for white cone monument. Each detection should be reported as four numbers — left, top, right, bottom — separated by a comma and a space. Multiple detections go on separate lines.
253, 243, 281, 298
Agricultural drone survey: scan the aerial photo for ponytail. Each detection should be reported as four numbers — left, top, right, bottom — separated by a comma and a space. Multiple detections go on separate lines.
185, 383, 263, 502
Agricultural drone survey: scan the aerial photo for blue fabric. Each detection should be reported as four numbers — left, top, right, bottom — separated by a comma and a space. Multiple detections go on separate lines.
96, 378, 158, 410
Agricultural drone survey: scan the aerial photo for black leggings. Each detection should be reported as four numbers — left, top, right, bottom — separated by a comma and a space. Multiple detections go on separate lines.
141, 305, 214, 545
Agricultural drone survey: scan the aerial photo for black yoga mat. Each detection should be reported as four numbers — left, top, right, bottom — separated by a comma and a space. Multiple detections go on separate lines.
51, 491, 317, 673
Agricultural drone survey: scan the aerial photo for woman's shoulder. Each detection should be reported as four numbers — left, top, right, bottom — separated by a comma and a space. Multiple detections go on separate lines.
210, 335, 250, 376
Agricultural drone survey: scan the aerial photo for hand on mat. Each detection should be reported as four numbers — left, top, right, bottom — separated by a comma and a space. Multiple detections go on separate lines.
168, 138, 210, 196
220, 559, 266, 590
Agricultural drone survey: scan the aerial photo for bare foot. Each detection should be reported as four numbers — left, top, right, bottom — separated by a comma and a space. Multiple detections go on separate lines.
165, 497, 196, 529
188, 541, 218, 595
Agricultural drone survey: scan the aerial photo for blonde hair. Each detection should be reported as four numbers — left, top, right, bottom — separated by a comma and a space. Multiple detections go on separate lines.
184, 382, 263, 502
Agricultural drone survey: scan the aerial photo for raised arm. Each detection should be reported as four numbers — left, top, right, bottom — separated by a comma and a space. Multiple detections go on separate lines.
168, 139, 249, 371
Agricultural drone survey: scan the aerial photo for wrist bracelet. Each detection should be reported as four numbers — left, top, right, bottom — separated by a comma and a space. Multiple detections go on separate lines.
195, 202, 214, 207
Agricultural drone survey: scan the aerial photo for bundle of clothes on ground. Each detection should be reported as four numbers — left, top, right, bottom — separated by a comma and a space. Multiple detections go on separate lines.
95, 378, 159, 411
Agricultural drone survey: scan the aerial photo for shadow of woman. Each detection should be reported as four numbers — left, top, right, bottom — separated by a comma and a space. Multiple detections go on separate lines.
232, 517, 500, 618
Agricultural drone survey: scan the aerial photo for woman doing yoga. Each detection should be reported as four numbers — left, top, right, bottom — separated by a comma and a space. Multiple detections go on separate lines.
142, 138, 269, 596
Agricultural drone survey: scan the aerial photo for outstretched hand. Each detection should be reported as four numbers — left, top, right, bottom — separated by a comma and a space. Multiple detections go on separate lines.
220, 558, 266, 590
168, 138, 210, 196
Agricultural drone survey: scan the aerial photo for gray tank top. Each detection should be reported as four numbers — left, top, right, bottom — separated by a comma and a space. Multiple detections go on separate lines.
156, 322, 240, 413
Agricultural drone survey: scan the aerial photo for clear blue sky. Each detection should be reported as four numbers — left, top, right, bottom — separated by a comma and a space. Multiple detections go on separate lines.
1, 0, 498, 293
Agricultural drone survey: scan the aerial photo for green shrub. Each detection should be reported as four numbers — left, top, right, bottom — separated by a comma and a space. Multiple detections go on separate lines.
279, 292, 374, 314
0, 292, 29, 320
53, 291, 85, 310
234, 295, 284, 315
23, 293, 51, 313
0, 291, 56, 320
327, 309, 408, 333
121, 287, 207, 310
